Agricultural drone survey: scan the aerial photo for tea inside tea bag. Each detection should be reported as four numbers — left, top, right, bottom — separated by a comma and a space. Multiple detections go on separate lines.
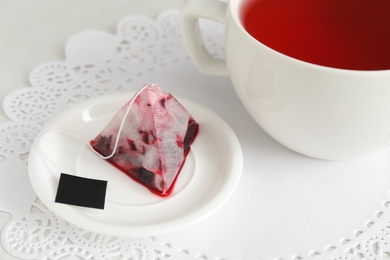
90, 84, 198, 195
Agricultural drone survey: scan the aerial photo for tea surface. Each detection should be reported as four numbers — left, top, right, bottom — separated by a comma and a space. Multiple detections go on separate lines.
242, 0, 390, 70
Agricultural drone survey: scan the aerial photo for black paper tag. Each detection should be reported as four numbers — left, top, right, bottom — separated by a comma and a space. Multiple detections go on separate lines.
55, 173, 107, 209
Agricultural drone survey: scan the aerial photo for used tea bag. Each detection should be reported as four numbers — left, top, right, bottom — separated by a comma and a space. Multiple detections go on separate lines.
90, 84, 198, 195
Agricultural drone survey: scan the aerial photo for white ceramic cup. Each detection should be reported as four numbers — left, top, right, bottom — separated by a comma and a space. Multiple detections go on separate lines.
180, 0, 390, 160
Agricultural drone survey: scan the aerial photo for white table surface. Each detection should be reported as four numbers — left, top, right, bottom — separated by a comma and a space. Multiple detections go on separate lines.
0, 0, 184, 124
0, 1, 184, 259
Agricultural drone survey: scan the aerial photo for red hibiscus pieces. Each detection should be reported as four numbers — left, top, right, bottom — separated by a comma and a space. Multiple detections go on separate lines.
90, 84, 198, 196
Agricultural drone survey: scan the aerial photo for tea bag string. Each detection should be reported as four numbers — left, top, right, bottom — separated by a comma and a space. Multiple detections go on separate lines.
89, 84, 155, 159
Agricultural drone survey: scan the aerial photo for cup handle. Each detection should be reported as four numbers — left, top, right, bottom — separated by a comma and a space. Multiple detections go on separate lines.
180, 0, 229, 76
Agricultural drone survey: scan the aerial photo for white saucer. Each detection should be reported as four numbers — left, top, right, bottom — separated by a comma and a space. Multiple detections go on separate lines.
28, 91, 243, 236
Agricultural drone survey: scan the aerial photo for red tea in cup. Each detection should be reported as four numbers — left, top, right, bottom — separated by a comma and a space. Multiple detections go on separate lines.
242, 0, 390, 70
182, 0, 390, 159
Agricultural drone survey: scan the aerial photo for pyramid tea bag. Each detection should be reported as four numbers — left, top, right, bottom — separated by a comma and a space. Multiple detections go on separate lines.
90, 84, 198, 196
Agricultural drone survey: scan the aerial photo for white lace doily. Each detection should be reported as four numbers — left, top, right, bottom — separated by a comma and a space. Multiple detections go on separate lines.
2, 10, 390, 260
